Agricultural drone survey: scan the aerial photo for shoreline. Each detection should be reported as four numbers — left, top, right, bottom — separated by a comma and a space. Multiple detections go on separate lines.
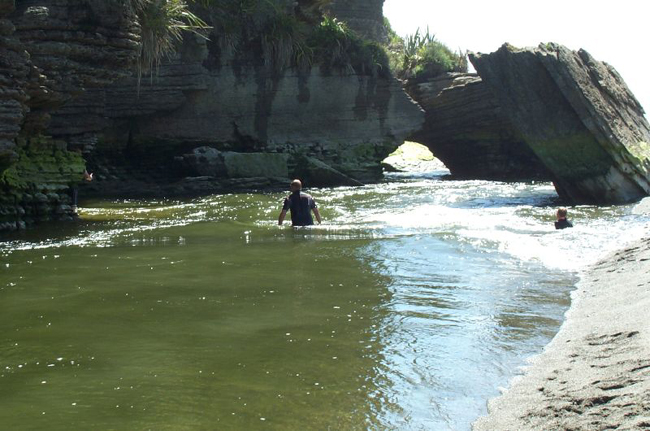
473, 238, 650, 430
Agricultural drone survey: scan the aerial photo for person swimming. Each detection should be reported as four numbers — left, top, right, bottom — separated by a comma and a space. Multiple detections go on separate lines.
554, 207, 573, 230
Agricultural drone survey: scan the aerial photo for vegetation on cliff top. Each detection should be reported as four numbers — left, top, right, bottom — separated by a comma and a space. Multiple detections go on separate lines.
127, 0, 210, 86
128, 0, 465, 81
130, 0, 388, 76
384, 21, 468, 80
307, 16, 389, 76
202, 0, 388, 75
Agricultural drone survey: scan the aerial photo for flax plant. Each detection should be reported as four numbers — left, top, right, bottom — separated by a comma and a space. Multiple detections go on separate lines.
128, 0, 210, 90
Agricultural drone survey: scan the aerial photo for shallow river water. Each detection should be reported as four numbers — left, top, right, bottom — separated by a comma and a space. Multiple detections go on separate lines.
1, 164, 648, 430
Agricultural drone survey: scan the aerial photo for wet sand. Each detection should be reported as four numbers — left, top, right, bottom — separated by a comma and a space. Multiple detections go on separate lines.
474, 239, 650, 430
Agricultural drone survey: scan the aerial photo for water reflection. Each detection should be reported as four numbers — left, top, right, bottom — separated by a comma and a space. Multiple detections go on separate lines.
0, 223, 397, 429
346, 233, 573, 429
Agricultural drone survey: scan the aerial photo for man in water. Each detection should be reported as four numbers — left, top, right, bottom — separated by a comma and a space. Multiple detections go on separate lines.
71, 168, 93, 214
278, 179, 321, 226
554, 207, 573, 230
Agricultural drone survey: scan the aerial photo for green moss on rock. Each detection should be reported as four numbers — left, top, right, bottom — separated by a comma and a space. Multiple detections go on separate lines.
0, 138, 88, 229
1, 145, 86, 192
528, 131, 613, 181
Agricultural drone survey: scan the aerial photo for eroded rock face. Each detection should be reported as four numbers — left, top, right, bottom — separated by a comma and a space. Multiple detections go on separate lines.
0, 12, 27, 170
12, 0, 139, 93
0, 0, 424, 230
405, 73, 552, 181
80, 33, 423, 191
12, 0, 139, 147
0, 0, 140, 231
43, 1, 422, 195
0, 2, 55, 171
470, 43, 650, 204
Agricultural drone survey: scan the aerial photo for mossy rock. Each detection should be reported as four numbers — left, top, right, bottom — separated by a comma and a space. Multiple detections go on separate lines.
222, 152, 290, 179
0, 145, 86, 192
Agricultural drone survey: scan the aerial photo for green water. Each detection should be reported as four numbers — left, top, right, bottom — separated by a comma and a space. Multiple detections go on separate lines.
2, 235, 387, 429
2, 172, 648, 430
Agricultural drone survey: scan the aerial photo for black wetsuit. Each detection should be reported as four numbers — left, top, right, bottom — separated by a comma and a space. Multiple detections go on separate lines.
283, 191, 316, 226
555, 219, 573, 230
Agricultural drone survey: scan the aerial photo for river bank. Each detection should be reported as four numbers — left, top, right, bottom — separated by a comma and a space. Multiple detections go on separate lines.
473, 238, 650, 430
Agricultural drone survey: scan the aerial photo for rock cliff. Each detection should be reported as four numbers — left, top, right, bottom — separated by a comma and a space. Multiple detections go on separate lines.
60, 2, 422, 198
79, 58, 421, 196
405, 73, 552, 181
0, 0, 140, 230
0, 0, 424, 230
0, 7, 29, 171
470, 43, 650, 204
11, 0, 139, 144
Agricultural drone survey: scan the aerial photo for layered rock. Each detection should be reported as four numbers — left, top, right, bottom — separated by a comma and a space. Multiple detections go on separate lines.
470, 43, 650, 204
0, 0, 140, 230
0, 137, 87, 231
0, 0, 424, 230
0, 1, 51, 171
405, 73, 552, 181
12, 0, 140, 147
12, 1, 139, 94
0, 10, 27, 170
75, 30, 423, 194
176, 147, 363, 188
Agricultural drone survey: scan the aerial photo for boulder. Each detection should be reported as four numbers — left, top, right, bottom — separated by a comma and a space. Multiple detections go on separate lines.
178, 146, 289, 180
470, 43, 650, 204
222, 151, 289, 179
293, 156, 364, 187
381, 141, 441, 173
632, 197, 650, 215
405, 73, 552, 180
177, 146, 227, 177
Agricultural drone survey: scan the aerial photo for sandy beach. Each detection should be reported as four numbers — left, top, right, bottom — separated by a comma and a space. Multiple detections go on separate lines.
474, 238, 650, 430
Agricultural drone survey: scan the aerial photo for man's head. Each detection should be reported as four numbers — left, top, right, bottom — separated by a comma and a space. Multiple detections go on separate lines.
290, 179, 302, 192
557, 207, 568, 219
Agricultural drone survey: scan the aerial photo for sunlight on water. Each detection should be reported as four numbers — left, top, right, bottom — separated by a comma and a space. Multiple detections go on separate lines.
2, 166, 649, 430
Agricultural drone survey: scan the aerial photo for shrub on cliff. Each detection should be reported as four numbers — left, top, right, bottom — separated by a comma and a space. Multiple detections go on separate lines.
187, 0, 388, 76
414, 41, 467, 78
384, 24, 468, 80
307, 16, 389, 76
198, 0, 308, 71
128, 0, 210, 86
127, 0, 387, 77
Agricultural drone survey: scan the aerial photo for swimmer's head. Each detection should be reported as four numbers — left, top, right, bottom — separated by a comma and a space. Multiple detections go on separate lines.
290, 179, 302, 192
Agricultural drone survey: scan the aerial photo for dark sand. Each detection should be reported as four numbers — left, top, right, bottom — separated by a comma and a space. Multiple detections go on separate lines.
474, 239, 650, 430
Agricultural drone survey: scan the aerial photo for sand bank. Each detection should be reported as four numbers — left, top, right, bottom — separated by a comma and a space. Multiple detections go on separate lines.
474, 239, 650, 430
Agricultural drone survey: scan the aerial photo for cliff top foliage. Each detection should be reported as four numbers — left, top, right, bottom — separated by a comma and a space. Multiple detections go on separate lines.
307, 15, 389, 76
200, 0, 388, 75
384, 21, 468, 81
129, 0, 388, 77
126, 0, 210, 87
